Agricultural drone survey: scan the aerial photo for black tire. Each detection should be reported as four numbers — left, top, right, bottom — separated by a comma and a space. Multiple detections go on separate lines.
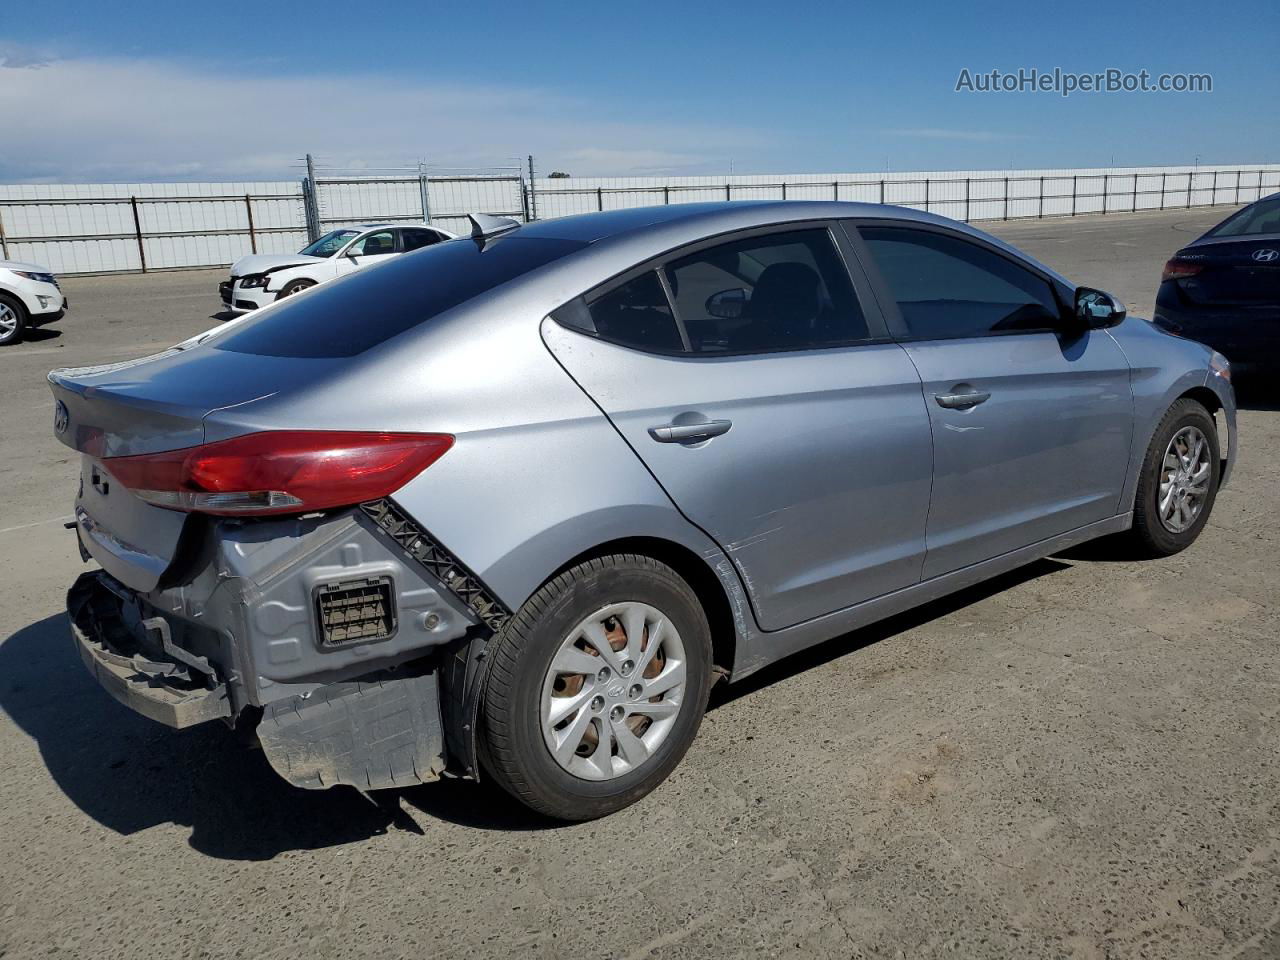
1127, 398, 1221, 557
276, 278, 316, 300
479, 554, 712, 821
0, 293, 27, 346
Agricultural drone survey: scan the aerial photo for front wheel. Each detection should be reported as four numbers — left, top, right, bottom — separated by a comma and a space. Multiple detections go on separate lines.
276, 278, 316, 300
0, 294, 27, 346
1128, 398, 1221, 556
479, 554, 712, 821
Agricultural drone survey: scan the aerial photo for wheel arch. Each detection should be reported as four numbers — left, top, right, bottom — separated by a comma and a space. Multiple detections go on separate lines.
545, 536, 742, 682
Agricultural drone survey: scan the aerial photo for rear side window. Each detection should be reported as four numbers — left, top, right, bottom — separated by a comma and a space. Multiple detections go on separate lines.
401, 229, 444, 252
663, 229, 869, 353
214, 237, 585, 357
858, 226, 1061, 339
585, 272, 684, 353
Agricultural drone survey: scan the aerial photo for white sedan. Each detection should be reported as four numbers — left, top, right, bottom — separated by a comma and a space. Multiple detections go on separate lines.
219, 222, 455, 314
1, 258, 67, 346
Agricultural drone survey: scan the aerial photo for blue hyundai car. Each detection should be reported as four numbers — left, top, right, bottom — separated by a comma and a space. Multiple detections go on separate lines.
1155, 193, 1280, 376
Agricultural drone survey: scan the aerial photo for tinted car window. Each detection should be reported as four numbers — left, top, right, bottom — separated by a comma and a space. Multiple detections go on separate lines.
859, 226, 1061, 339
401, 229, 444, 252
585, 272, 684, 352
663, 229, 868, 353
1207, 196, 1280, 237
214, 237, 585, 358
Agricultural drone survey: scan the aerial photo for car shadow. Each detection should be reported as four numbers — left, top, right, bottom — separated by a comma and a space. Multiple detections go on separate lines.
22, 327, 63, 343
3, 559, 1071, 851
209, 310, 237, 323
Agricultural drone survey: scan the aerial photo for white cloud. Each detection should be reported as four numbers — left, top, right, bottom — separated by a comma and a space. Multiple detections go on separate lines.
0, 53, 762, 181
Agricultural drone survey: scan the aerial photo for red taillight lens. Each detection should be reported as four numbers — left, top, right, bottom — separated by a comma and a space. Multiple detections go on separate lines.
104, 431, 453, 516
1162, 258, 1203, 282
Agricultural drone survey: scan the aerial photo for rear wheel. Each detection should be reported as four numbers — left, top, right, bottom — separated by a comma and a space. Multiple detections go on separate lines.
0, 294, 27, 346
479, 554, 712, 821
276, 278, 316, 300
1128, 398, 1220, 556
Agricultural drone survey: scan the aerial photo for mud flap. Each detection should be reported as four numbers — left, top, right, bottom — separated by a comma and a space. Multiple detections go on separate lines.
257, 666, 447, 790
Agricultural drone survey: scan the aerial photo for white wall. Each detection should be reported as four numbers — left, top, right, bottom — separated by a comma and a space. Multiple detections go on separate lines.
3, 163, 1277, 275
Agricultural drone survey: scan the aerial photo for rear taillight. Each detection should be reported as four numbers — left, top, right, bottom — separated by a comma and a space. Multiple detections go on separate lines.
1162, 257, 1203, 282
104, 431, 453, 516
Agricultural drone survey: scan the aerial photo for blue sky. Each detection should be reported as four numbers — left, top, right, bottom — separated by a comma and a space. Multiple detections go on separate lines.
2, 0, 1276, 181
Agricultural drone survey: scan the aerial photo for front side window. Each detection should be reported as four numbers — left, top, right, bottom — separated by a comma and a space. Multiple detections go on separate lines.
1207, 196, 1280, 237
662, 229, 868, 353
348, 230, 395, 257
858, 226, 1061, 339
299, 229, 358, 258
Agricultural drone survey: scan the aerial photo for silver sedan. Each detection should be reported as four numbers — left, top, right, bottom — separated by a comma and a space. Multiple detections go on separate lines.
50, 201, 1236, 820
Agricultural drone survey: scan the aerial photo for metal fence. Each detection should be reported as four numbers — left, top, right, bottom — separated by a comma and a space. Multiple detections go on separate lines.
2, 162, 1277, 276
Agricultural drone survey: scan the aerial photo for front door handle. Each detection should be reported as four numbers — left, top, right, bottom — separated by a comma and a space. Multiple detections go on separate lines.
934, 390, 991, 410
648, 419, 733, 443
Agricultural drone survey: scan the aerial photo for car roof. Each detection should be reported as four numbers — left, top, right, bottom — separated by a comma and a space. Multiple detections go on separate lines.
510, 201, 1071, 287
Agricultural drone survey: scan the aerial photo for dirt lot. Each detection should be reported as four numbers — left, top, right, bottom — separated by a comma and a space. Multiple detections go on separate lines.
1, 206, 1277, 960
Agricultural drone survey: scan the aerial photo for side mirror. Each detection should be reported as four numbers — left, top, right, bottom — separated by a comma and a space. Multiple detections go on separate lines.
1074, 287, 1126, 328
706, 287, 749, 319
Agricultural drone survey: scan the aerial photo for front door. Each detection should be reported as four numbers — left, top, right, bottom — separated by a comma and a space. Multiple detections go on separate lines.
851, 221, 1133, 578
542, 225, 934, 631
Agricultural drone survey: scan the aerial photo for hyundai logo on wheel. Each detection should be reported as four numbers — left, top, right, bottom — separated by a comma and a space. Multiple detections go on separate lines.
1252, 248, 1279, 263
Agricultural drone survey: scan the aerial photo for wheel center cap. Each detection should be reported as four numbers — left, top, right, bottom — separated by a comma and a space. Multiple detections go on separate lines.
608, 684, 625, 699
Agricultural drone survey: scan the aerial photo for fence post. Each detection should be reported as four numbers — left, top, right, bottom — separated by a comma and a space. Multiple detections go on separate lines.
1235, 171, 1241, 204
1071, 175, 1077, 216
527, 156, 538, 222
130, 197, 147, 273
418, 163, 434, 224
1003, 177, 1009, 220
1102, 174, 1108, 215
1211, 169, 1218, 207
781, 181, 787, 201
923, 178, 929, 213
879, 179, 884, 205
664, 185, 670, 205
597, 187, 604, 212
0, 207, 8, 261
1160, 172, 1166, 210
302, 153, 321, 242
833, 181, 839, 201
1131, 174, 1138, 213
725, 182, 731, 202
1038, 176, 1044, 218
245, 195, 257, 253
963, 177, 970, 221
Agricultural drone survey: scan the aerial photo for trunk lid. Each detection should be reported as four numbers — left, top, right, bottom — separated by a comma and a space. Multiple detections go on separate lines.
49, 345, 342, 591
1176, 235, 1280, 305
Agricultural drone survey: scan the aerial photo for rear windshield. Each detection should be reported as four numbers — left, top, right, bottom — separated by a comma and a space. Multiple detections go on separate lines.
213, 236, 585, 358
1208, 196, 1280, 238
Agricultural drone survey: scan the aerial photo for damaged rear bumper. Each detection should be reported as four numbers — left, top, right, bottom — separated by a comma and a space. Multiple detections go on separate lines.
64, 503, 491, 790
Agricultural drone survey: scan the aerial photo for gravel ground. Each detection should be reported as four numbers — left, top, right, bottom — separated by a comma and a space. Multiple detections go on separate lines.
0, 205, 1276, 960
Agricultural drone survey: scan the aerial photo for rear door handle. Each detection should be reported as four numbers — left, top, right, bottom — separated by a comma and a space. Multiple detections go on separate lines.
648, 419, 733, 443
934, 390, 991, 410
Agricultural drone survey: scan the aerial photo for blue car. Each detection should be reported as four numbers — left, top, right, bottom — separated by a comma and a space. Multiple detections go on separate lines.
1155, 193, 1280, 376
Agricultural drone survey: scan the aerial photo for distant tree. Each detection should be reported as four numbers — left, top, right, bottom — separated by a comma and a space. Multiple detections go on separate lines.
548, 171, 571, 178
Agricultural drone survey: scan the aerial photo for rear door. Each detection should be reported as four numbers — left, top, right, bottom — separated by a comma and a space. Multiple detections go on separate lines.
542, 223, 934, 631
848, 220, 1133, 579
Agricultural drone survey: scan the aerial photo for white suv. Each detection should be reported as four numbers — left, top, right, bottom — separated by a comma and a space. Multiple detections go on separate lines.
219, 223, 455, 314
0, 259, 67, 346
